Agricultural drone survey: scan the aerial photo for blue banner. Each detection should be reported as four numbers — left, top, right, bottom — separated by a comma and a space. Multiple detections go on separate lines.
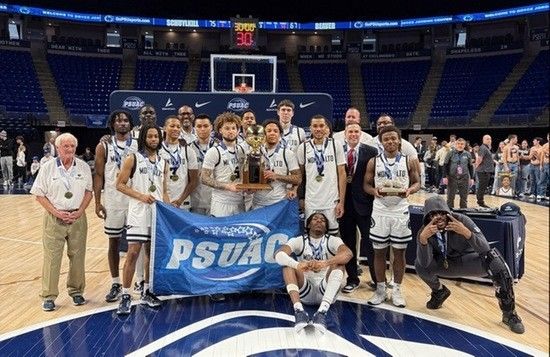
151, 200, 300, 295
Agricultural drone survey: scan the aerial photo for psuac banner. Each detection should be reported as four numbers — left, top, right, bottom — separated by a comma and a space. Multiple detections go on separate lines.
151, 199, 300, 295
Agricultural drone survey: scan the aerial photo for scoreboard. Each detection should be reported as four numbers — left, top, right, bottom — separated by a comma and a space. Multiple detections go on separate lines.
230, 18, 258, 50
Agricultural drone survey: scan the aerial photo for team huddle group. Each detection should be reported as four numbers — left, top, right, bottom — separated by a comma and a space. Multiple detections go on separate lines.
29, 99, 525, 334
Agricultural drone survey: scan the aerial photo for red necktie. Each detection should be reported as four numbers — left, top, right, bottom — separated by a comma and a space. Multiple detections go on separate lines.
347, 148, 355, 176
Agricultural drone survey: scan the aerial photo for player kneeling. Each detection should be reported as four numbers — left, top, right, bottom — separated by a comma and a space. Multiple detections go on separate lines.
275, 212, 352, 333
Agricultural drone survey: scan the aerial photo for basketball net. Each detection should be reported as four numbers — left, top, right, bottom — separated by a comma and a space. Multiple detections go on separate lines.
234, 82, 253, 93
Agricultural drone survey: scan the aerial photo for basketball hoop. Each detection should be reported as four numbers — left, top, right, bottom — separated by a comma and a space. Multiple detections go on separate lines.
234, 82, 253, 93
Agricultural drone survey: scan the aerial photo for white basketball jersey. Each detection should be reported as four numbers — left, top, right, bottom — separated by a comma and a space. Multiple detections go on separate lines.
127, 152, 166, 227
373, 153, 410, 212
159, 142, 198, 205
202, 143, 246, 205
282, 125, 306, 152
189, 139, 218, 210
104, 137, 138, 210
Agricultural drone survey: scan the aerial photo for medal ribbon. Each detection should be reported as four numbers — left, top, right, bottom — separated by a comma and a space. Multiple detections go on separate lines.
56, 158, 76, 194
193, 138, 215, 163
380, 152, 402, 180
308, 235, 326, 260
162, 143, 182, 176
141, 152, 161, 190
310, 139, 329, 177
219, 142, 239, 176
112, 136, 133, 170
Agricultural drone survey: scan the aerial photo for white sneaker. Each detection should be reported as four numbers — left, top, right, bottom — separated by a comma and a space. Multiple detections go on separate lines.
368, 288, 387, 305
536, 195, 543, 201
529, 194, 536, 199
391, 286, 406, 308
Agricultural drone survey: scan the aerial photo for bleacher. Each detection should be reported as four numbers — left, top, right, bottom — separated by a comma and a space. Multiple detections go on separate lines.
135, 59, 187, 91
362, 60, 431, 127
197, 61, 211, 92
276, 62, 291, 92
299, 62, 350, 121
493, 50, 549, 124
0, 49, 47, 113
47, 53, 121, 115
429, 53, 522, 126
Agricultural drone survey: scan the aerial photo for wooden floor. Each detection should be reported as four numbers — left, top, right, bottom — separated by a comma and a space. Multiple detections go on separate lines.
0, 192, 548, 352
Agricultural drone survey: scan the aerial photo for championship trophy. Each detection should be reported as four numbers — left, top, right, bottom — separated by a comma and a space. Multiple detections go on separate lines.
236, 125, 272, 190
379, 180, 407, 196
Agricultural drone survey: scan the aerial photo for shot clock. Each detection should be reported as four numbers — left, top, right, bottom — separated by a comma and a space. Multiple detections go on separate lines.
230, 18, 259, 50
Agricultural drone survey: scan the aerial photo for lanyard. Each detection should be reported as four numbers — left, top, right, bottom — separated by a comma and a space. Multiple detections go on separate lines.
162, 143, 182, 175
309, 139, 329, 177
141, 152, 161, 188
263, 143, 283, 170
219, 142, 239, 174
380, 152, 402, 179
112, 136, 133, 170
282, 125, 296, 147
56, 158, 75, 193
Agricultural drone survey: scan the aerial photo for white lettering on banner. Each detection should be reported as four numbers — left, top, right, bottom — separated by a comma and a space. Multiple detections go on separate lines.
166, 234, 289, 270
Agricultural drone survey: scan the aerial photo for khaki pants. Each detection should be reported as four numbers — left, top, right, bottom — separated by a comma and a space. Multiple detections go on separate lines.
41, 212, 88, 300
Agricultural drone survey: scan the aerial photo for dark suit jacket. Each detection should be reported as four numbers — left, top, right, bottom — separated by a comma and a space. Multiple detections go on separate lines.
345, 143, 378, 216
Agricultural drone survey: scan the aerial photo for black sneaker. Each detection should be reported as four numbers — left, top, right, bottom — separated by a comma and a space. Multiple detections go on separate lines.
342, 283, 359, 293
117, 294, 132, 315
105, 283, 122, 302
311, 311, 327, 334
367, 281, 377, 291
479, 203, 491, 209
133, 280, 144, 294
72, 295, 86, 306
210, 293, 226, 302
426, 285, 451, 309
294, 309, 310, 332
502, 312, 525, 334
141, 289, 162, 308
42, 300, 55, 312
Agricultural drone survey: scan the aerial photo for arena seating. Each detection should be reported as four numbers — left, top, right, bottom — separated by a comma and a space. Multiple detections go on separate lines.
362, 60, 431, 127
0, 49, 47, 114
196, 61, 211, 92
276, 62, 291, 92
299, 62, 350, 121
48, 53, 121, 115
429, 53, 522, 126
135, 59, 187, 91
493, 50, 549, 124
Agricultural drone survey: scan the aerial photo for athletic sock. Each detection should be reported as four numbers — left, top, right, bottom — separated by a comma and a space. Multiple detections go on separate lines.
122, 288, 130, 295
320, 269, 344, 312
112, 277, 121, 284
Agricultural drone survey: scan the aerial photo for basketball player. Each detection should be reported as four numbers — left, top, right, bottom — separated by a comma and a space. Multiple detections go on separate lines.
189, 114, 218, 215
93, 110, 138, 302
177, 105, 196, 144
332, 107, 373, 145
364, 125, 420, 308
415, 196, 525, 334
251, 119, 301, 209
238, 110, 257, 144
372, 114, 418, 160
30, 133, 93, 311
338, 123, 378, 293
278, 100, 306, 152
160, 115, 199, 210
201, 112, 246, 217
116, 124, 169, 315
275, 212, 352, 333
131, 104, 157, 139
296, 115, 346, 236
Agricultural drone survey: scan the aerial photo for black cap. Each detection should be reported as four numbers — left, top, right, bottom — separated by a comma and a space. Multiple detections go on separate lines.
499, 202, 520, 216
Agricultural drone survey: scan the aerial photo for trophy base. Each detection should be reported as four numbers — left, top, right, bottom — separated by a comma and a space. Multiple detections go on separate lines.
236, 183, 273, 190
380, 188, 407, 196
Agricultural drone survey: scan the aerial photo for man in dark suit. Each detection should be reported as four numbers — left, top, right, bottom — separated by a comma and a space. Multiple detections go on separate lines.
338, 123, 378, 293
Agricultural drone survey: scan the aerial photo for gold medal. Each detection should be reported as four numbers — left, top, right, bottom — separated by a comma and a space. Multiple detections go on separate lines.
170, 174, 179, 182
230, 173, 237, 181
443, 259, 449, 270
64, 191, 73, 199
315, 175, 323, 182
346, 175, 352, 183
149, 184, 157, 192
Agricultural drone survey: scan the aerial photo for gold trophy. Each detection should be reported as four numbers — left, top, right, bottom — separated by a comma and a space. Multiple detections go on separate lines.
379, 180, 407, 196
236, 125, 272, 190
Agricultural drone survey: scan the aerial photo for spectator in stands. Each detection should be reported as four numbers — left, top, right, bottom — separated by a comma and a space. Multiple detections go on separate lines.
435, 141, 450, 194
502, 134, 520, 197
528, 137, 543, 200
30, 133, 93, 311
131, 104, 157, 139
14, 136, 27, 187
177, 105, 196, 144
448, 134, 457, 149
518, 140, 530, 197
538, 133, 549, 201
414, 196, 525, 334
491, 141, 506, 195
443, 138, 474, 209
277, 100, 306, 152
81, 147, 94, 163
43, 136, 57, 158
332, 107, 373, 145
475, 135, 494, 208
0, 130, 14, 186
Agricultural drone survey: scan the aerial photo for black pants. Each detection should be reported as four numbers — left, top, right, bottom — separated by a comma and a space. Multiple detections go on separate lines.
339, 202, 375, 285
477, 172, 491, 205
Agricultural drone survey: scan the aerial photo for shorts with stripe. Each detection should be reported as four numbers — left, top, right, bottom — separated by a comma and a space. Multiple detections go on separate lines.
299, 277, 332, 305
126, 226, 151, 242
304, 207, 339, 236
104, 208, 128, 238
369, 210, 412, 250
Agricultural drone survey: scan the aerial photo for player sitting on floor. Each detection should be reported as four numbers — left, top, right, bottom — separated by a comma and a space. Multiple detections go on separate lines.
275, 212, 352, 333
